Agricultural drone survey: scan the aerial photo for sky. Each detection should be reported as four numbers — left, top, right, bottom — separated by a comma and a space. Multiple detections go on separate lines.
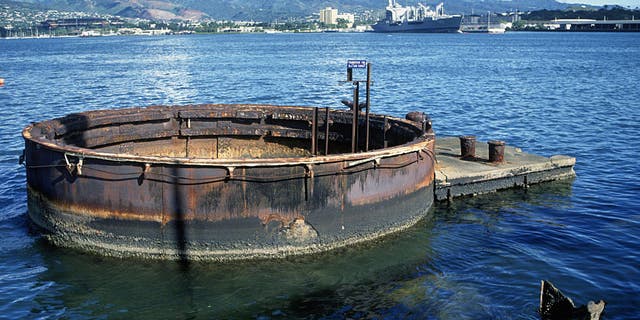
559, 0, 640, 7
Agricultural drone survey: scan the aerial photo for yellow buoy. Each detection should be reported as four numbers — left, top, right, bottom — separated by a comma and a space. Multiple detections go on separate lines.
0, 78, 4, 86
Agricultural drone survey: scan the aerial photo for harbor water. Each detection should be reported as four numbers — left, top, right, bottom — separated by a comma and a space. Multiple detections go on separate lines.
1, 32, 639, 319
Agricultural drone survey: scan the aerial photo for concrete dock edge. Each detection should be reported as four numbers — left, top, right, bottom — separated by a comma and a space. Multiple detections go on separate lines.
434, 137, 576, 201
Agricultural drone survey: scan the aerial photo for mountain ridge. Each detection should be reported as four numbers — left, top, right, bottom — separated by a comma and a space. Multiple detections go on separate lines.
7, 0, 576, 21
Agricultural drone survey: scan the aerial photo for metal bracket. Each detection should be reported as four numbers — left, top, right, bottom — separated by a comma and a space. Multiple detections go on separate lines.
64, 153, 74, 174
76, 157, 83, 175
304, 164, 314, 179
346, 156, 382, 169
140, 163, 151, 178
226, 166, 235, 179
64, 153, 84, 175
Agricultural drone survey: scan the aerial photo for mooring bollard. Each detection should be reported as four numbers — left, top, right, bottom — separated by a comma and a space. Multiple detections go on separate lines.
405, 111, 425, 123
459, 135, 476, 160
488, 140, 505, 163
405, 111, 431, 135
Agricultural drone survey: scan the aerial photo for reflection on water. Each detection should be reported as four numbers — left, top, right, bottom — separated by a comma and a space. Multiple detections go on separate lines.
2, 32, 639, 319
33, 209, 434, 319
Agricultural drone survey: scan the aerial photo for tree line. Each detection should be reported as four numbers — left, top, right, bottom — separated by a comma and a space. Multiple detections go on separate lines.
521, 6, 640, 21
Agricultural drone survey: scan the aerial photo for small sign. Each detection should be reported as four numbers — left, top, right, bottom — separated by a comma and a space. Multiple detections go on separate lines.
347, 60, 367, 69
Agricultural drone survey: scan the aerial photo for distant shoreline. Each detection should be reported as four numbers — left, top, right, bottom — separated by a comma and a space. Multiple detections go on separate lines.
3, 29, 640, 40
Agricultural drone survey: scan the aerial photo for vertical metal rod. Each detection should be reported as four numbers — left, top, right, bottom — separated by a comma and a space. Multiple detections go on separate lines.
324, 107, 330, 155
314, 107, 319, 155
311, 107, 318, 156
383, 116, 388, 148
351, 82, 359, 153
365, 63, 372, 152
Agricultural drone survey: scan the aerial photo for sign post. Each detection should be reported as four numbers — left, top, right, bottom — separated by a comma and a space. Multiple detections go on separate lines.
345, 60, 372, 152
365, 62, 372, 151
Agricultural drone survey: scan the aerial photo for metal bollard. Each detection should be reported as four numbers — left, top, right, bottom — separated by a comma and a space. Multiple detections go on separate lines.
405, 111, 426, 123
488, 140, 505, 163
405, 111, 431, 134
459, 135, 476, 160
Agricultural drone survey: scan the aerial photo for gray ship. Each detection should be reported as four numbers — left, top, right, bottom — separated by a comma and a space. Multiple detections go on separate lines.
371, 1, 462, 33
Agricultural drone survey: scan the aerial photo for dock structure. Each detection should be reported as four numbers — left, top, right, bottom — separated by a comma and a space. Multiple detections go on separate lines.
552, 19, 640, 32
434, 136, 576, 201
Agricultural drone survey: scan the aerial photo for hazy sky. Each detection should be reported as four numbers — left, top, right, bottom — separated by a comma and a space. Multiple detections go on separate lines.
559, 0, 640, 7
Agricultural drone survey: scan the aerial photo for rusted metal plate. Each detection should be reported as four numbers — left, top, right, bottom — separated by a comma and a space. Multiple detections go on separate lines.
23, 104, 435, 261
53, 108, 174, 137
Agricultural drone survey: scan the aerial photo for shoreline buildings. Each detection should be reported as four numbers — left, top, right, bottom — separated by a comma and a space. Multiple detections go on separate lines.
319, 7, 355, 27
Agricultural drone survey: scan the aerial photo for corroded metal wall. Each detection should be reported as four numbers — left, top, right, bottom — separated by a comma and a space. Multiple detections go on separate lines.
23, 104, 435, 261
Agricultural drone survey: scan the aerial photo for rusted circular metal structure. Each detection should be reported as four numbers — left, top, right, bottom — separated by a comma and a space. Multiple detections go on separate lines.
23, 104, 435, 261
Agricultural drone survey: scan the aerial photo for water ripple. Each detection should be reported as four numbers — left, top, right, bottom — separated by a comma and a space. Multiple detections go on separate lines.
0, 32, 639, 319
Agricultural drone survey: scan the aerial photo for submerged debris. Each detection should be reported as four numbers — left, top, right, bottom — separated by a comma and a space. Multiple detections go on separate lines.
539, 280, 605, 320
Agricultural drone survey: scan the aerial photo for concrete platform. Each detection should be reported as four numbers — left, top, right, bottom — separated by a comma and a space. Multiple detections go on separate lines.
435, 137, 576, 201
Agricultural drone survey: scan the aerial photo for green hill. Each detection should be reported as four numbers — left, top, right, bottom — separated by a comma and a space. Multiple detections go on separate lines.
4, 0, 578, 21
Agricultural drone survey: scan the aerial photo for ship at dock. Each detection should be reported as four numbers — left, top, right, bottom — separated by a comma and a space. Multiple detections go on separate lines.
371, 1, 462, 33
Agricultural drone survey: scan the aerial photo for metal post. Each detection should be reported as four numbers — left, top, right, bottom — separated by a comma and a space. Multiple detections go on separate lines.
311, 107, 318, 156
383, 116, 388, 148
351, 82, 359, 153
324, 107, 330, 155
365, 63, 372, 152
488, 140, 505, 163
459, 135, 476, 160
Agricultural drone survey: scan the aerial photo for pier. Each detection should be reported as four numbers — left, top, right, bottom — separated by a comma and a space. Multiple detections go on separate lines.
434, 136, 576, 201
552, 19, 640, 32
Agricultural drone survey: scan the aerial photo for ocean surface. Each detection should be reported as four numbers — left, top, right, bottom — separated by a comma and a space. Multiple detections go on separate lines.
0, 32, 639, 319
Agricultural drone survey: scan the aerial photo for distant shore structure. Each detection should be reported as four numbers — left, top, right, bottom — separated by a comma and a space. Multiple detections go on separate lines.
371, 1, 462, 33
549, 18, 640, 31
462, 12, 510, 33
319, 7, 355, 27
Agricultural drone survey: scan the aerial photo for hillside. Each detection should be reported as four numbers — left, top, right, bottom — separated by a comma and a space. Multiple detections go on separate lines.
521, 6, 640, 20
7, 0, 208, 20
7, 0, 576, 21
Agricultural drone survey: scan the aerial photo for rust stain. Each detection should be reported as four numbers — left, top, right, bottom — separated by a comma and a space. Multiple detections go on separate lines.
23, 104, 436, 258
28, 186, 165, 223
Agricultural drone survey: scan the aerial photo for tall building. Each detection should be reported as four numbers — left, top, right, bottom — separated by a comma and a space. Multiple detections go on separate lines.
320, 7, 338, 25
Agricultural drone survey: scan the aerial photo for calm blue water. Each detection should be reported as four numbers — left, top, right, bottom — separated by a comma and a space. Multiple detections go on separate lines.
1, 32, 639, 319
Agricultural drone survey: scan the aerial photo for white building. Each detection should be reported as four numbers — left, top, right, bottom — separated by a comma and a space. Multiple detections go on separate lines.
319, 7, 338, 25
319, 7, 355, 27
